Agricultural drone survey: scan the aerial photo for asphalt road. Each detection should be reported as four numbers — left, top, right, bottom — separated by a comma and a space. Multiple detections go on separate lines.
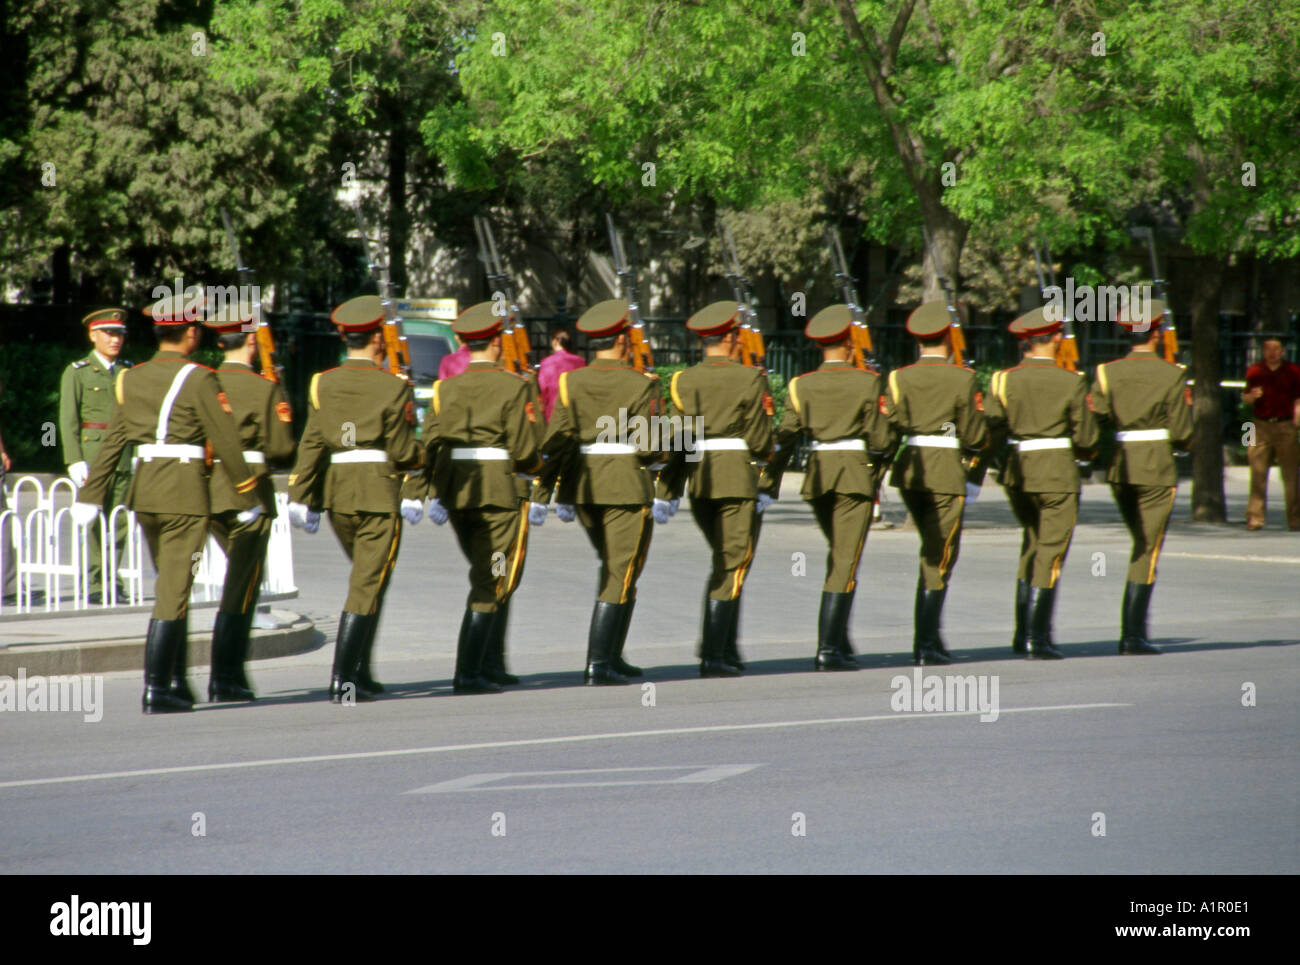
1, 475, 1296, 873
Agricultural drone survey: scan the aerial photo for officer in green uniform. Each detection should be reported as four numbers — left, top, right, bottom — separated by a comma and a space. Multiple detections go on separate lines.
760, 305, 894, 671
203, 309, 296, 700
883, 302, 988, 666
983, 308, 1099, 659
73, 296, 260, 713
997, 331, 1037, 653
656, 301, 775, 678
403, 302, 543, 694
288, 295, 424, 702
1088, 299, 1193, 655
60, 308, 135, 603
529, 299, 665, 684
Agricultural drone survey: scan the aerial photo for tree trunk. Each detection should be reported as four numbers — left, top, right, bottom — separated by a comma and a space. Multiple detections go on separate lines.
386, 120, 409, 298
918, 198, 967, 302
1189, 254, 1226, 522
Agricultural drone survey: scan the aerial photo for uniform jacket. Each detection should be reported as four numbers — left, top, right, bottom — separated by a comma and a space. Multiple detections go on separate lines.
884, 355, 988, 495
531, 358, 662, 506
210, 361, 296, 514
655, 357, 774, 502
60, 352, 135, 472
1088, 350, 1193, 486
79, 350, 257, 515
288, 358, 423, 514
984, 357, 1099, 493
760, 360, 893, 499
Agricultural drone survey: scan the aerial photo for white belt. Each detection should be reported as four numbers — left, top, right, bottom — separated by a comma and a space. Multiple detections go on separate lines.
904, 435, 959, 449
810, 439, 866, 452
1116, 429, 1170, 442
215, 450, 265, 464
138, 443, 206, 462
694, 438, 749, 452
580, 443, 637, 455
450, 447, 510, 460
331, 449, 390, 464
1016, 438, 1072, 452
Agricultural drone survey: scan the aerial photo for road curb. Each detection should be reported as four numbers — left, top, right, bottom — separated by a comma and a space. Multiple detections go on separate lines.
0, 611, 319, 677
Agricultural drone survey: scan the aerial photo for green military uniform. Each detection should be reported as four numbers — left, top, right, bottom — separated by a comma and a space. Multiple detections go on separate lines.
1088, 300, 1193, 654
883, 302, 988, 665
77, 298, 259, 714
60, 309, 135, 600
203, 313, 297, 701
530, 300, 664, 684
403, 301, 542, 694
983, 308, 1099, 659
656, 300, 774, 677
760, 305, 894, 671
288, 296, 424, 702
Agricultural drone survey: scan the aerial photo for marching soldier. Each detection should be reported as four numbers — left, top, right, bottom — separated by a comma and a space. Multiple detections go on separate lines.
759, 305, 893, 670
656, 301, 774, 677
1088, 300, 1193, 654
73, 296, 260, 713
883, 302, 988, 666
529, 300, 665, 684
983, 308, 1099, 659
997, 328, 1038, 654
60, 308, 135, 603
287, 295, 424, 702
403, 302, 543, 694
203, 310, 296, 700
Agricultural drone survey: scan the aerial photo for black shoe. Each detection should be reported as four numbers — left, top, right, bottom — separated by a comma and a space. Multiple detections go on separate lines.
453, 609, 503, 693
330, 612, 377, 702
234, 608, 257, 692
1011, 578, 1031, 655
585, 601, 630, 685
610, 597, 643, 677
723, 596, 745, 671
208, 610, 256, 701
481, 601, 520, 686
913, 585, 950, 666
815, 592, 858, 671
1026, 586, 1065, 660
169, 621, 196, 705
356, 611, 386, 693
700, 597, 742, 677
1119, 582, 1161, 654
143, 618, 192, 714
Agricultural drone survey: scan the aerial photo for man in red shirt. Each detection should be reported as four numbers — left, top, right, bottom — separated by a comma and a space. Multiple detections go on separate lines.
1243, 339, 1300, 531
537, 327, 586, 420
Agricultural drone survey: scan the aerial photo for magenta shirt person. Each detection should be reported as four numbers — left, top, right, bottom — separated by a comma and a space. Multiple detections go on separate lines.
438, 342, 471, 381
537, 329, 586, 420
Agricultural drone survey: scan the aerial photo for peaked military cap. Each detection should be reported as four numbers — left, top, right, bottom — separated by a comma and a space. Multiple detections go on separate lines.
202, 297, 256, 334
145, 292, 202, 326
805, 304, 853, 344
686, 300, 741, 337
453, 301, 505, 340
577, 299, 630, 338
1009, 306, 1062, 339
83, 307, 128, 332
1115, 297, 1166, 331
906, 301, 955, 338
331, 295, 385, 333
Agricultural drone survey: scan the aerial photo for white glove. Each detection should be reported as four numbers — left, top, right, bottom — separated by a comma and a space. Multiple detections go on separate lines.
668, 498, 680, 517
756, 493, 774, 515
528, 501, 549, 526
652, 498, 672, 525
400, 499, 424, 525
288, 502, 320, 534
68, 461, 90, 488
236, 504, 263, 525
556, 503, 576, 523
426, 498, 449, 525
70, 502, 100, 527
965, 482, 981, 503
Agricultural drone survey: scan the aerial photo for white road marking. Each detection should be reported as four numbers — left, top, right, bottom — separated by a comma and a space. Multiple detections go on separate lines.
407, 763, 763, 793
0, 702, 1128, 790
1163, 552, 1300, 565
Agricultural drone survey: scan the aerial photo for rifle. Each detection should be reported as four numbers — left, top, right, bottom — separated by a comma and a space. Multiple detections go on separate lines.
219, 207, 282, 383
825, 226, 874, 370
921, 224, 966, 365
351, 203, 411, 381
1030, 237, 1078, 372
1132, 226, 1179, 364
718, 222, 766, 371
606, 214, 654, 373
473, 215, 533, 376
